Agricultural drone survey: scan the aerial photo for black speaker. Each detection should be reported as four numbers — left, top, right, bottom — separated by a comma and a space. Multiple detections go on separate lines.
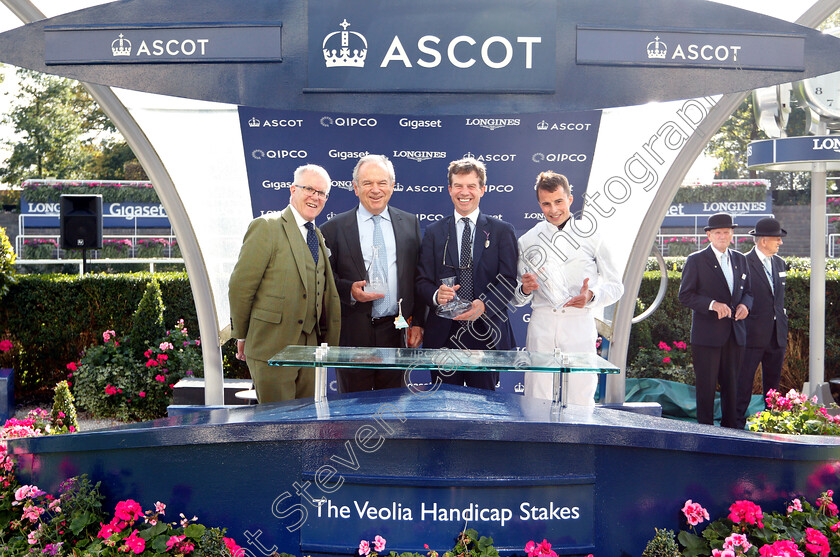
60, 194, 103, 250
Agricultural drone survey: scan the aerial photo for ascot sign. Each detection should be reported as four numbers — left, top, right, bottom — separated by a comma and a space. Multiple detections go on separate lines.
307, 0, 556, 93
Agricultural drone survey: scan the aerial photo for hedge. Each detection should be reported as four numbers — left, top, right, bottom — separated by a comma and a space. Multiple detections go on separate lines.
21, 180, 158, 204
1, 263, 838, 397
0, 272, 240, 396
632, 261, 840, 394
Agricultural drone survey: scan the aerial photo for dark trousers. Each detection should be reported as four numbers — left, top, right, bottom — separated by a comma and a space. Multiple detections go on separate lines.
336, 318, 404, 393
736, 333, 785, 428
429, 323, 498, 391
692, 336, 743, 429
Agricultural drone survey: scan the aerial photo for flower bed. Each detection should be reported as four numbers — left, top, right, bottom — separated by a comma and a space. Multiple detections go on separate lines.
135, 238, 170, 258
747, 389, 840, 435
100, 239, 132, 259
20, 239, 57, 260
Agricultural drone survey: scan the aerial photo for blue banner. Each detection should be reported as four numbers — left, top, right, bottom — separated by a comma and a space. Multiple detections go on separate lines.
20, 198, 170, 228
662, 192, 773, 227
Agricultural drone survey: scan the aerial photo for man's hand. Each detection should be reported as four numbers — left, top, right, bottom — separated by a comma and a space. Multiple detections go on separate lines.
711, 301, 732, 319
563, 278, 593, 308
407, 326, 424, 348
351, 280, 385, 303
236, 339, 246, 361
734, 304, 749, 321
436, 283, 460, 305
454, 299, 486, 321
521, 273, 539, 295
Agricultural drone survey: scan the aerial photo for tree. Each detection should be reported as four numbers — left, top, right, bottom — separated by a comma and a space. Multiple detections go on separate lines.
0, 68, 146, 186
704, 96, 766, 179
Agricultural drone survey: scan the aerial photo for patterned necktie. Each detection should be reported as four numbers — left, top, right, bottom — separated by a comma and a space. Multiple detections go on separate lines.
459, 217, 474, 301
304, 221, 318, 265
720, 251, 733, 294
764, 257, 774, 295
371, 214, 391, 317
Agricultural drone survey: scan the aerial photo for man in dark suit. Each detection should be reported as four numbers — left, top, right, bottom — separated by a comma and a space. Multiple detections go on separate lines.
321, 155, 425, 393
678, 212, 753, 428
416, 157, 518, 390
736, 217, 788, 428
229, 164, 341, 403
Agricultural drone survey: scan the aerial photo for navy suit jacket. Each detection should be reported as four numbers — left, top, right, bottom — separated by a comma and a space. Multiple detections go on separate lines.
321, 205, 426, 347
416, 212, 518, 350
678, 246, 754, 347
744, 248, 787, 349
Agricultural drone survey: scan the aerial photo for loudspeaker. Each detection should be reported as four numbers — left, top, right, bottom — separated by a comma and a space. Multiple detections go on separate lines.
60, 194, 103, 250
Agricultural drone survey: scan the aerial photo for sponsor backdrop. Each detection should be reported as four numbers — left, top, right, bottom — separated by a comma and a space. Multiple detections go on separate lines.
238, 107, 601, 394
19, 200, 169, 228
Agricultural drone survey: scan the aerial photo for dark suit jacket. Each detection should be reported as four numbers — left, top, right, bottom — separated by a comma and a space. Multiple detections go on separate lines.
228, 207, 341, 361
678, 246, 753, 347
321, 205, 426, 346
416, 212, 518, 350
744, 248, 787, 348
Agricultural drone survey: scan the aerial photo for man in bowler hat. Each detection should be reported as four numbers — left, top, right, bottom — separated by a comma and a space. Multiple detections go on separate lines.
736, 217, 788, 428
679, 213, 753, 428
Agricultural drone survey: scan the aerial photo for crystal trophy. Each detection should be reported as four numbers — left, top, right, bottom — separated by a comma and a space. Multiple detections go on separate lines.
364, 244, 387, 295
435, 276, 473, 319
523, 251, 574, 308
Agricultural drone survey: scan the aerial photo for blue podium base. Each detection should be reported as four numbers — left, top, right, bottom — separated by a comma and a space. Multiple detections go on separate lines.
8, 385, 840, 556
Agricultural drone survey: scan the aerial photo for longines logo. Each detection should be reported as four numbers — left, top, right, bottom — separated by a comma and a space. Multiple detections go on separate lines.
323, 19, 368, 68
320, 116, 378, 127
464, 118, 520, 130
392, 150, 447, 163
812, 137, 840, 153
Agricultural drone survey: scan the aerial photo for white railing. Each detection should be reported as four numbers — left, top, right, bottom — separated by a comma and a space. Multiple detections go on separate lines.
14, 258, 185, 277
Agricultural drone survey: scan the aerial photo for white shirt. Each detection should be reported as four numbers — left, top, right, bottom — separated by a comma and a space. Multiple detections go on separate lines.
514, 219, 623, 310
355, 205, 398, 314
454, 208, 480, 256
287, 204, 313, 242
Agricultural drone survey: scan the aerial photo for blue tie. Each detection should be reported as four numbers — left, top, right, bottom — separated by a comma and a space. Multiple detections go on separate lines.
720, 251, 733, 294
764, 258, 774, 295
371, 214, 391, 317
304, 222, 318, 264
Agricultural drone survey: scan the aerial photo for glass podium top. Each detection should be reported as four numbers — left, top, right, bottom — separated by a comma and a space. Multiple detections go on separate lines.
268, 345, 619, 374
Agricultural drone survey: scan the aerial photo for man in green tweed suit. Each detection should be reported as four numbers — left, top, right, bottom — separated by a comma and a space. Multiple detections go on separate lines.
229, 164, 341, 403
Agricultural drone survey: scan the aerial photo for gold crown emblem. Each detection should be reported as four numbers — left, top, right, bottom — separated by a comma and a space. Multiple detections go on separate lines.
647, 36, 667, 59
111, 33, 132, 57
323, 19, 368, 68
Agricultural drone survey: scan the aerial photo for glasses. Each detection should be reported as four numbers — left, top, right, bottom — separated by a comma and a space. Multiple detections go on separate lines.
295, 184, 329, 200
443, 229, 472, 270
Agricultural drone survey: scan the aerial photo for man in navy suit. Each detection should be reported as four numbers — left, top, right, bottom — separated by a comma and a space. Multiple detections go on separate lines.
678, 213, 753, 428
416, 157, 518, 390
736, 217, 788, 428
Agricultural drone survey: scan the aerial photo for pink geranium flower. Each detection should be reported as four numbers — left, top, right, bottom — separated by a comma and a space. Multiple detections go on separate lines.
805, 527, 830, 557
658, 341, 672, 351
0, 339, 12, 352
723, 533, 752, 553
662, 357, 672, 364
155, 374, 165, 382
224, 537, 244, 557
65, 361, 77, 372
728, 500, 764, 528
787, 498, 803, 514
818, 490, 838, 516
711, 550, 735, 557
97, 522, 121, 539
758, 539, 804, 557
124, 530, 145, 554
374, 535, 387, 552
359, 540, 371, 556
166, 535, 186, 550
104, 384, 117, 395
682, 499, 710, 526
114, 499, 143, 522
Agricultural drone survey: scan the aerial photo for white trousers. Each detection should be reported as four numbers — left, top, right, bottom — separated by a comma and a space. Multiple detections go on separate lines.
524, 306, 598, 406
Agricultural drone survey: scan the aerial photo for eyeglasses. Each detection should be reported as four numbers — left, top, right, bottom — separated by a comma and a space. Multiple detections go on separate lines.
443, 228, 472, 270
295, 184, 329, 200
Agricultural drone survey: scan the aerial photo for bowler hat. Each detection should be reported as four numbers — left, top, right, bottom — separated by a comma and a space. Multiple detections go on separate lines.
749, 217, 787, 237
704, 212, 738, 231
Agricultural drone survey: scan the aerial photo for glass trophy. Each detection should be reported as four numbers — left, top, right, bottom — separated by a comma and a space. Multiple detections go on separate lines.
435, 276, 473, 319
364, 244, 387, 295
523, 251, 574, 308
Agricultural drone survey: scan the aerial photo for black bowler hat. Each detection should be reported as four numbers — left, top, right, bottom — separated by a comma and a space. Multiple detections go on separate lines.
704, 212, 738, 231
749, 217, 787, 237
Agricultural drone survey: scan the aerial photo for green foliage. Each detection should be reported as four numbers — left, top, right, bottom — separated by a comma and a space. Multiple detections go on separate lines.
0, 226, 16, 299
673, 183, 767, 204
21, 179, 157, 203
704, 96, 766, 179
641, 528, 679, 557
50, 380, 78, 433
74, 319, 202, 421
0, 189, 20, 210
747, 388, 840, 435
85, 139, 149, 181
129, 279, 166, 358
